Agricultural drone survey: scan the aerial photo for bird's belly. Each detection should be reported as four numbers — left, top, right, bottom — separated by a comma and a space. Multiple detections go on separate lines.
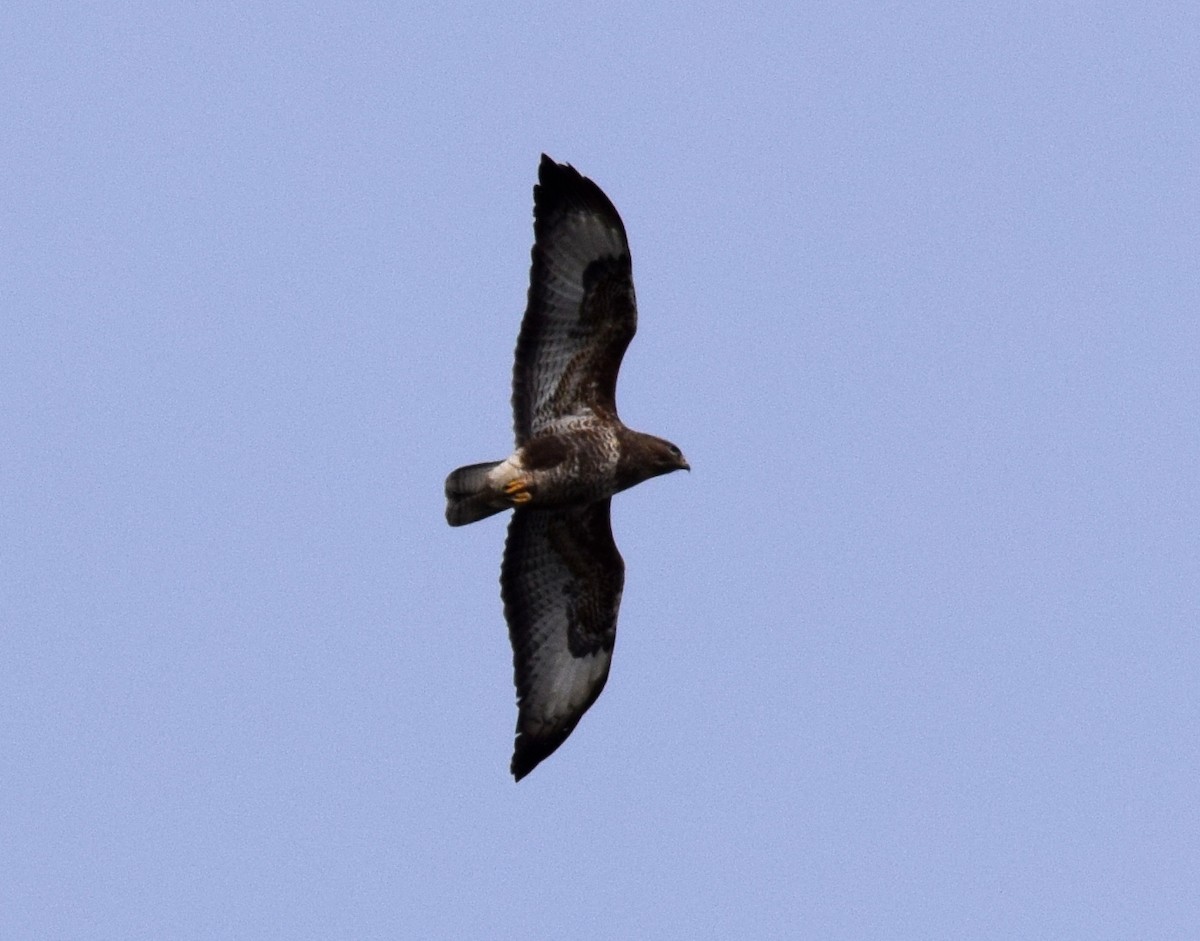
529, 469, 616, 506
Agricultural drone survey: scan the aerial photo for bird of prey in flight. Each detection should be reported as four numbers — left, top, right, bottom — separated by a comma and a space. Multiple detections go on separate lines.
445, 155, 689, 780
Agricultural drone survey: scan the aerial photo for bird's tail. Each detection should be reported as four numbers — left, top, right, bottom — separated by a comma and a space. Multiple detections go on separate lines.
444, 461, 506, 526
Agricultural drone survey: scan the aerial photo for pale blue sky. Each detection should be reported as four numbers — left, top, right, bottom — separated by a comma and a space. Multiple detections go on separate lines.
3, 3, 1198, 938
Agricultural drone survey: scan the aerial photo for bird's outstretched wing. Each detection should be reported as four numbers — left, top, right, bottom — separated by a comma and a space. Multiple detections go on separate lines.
501, 500, 625, 780
512, 155, 637, 446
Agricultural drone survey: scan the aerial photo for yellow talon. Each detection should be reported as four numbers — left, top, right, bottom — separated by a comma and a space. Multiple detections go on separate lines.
504, 478, 533, 504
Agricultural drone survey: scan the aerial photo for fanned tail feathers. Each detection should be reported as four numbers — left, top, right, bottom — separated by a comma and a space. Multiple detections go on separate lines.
445, 461, 505, 526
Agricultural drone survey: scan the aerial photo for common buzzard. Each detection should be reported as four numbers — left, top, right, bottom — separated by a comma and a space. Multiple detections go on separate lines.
445, 155, 689, 781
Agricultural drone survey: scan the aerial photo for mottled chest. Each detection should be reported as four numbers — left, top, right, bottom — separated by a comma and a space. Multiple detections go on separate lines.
519, 422, 622, 505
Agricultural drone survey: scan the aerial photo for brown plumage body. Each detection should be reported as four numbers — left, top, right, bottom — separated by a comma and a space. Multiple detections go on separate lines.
445, 422, 685, 526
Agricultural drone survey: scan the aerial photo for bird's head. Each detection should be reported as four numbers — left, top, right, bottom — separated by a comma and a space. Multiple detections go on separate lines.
626, 432, 689, 482
653, 438, 690, 475
614, 430, 689, 492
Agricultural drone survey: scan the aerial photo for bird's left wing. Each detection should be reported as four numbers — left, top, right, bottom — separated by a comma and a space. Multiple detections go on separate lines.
500, 500, 625, 780
512, 156, 636, 445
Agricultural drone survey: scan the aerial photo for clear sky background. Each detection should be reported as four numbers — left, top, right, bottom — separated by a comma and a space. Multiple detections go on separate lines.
3, 3, 1197, 939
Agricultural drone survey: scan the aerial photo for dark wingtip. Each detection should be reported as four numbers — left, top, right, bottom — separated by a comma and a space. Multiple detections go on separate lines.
510, 725, 579, 782
533, 155, 626, 239
510, 735, 552, 782
537, 153, 573, 188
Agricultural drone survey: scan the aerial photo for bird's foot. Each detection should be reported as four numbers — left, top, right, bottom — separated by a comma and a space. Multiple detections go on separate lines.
504, 478, 533, 505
